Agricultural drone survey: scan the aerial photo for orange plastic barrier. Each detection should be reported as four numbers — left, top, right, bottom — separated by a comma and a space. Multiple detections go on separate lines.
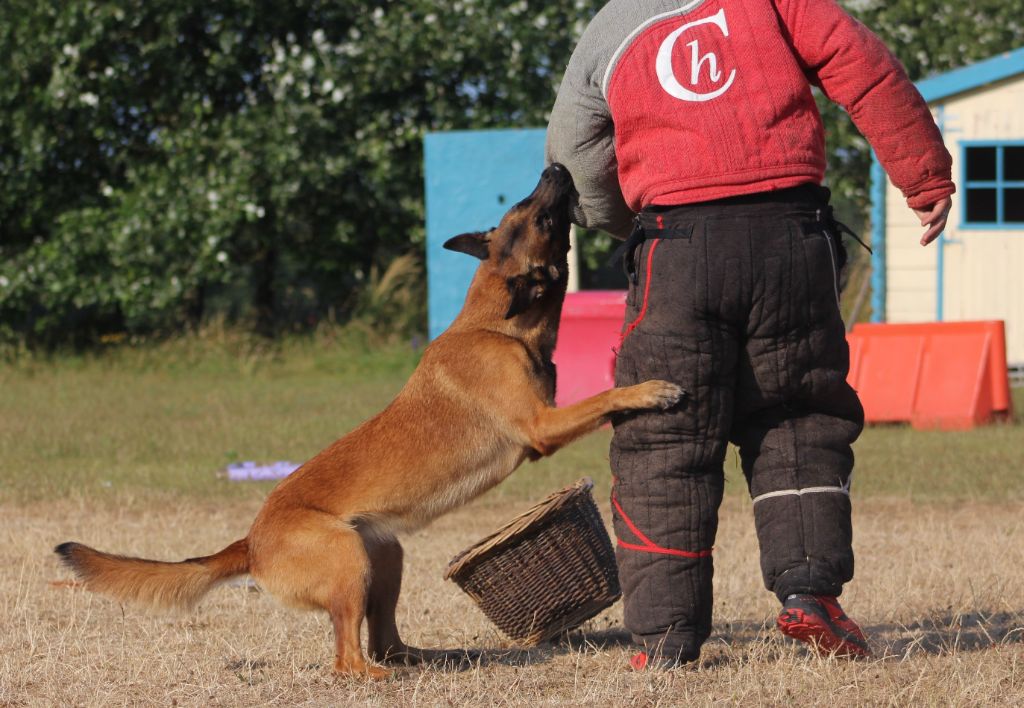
847, 321, 1013, 430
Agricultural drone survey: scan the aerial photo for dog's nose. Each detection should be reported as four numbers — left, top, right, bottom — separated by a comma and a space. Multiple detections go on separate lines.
543, 163, 573, 188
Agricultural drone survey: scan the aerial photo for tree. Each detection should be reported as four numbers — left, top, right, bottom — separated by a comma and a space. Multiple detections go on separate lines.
3, 1, 1022, 345
0, 0, 605, 343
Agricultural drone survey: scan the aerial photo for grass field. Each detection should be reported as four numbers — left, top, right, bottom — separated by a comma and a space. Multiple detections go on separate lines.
2, 335, 1024, 705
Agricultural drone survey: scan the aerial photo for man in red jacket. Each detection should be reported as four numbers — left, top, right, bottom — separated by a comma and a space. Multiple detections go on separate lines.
546, 0, 954, 669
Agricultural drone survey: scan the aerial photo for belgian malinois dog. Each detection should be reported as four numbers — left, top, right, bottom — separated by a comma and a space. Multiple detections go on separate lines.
54, 164, 684, 678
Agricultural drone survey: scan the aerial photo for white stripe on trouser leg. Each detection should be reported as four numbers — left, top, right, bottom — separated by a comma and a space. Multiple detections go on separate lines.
751, 475, 852, 505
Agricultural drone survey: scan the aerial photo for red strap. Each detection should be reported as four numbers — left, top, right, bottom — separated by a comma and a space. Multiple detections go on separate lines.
620, 237, 661, 344
611, 492, 713, 559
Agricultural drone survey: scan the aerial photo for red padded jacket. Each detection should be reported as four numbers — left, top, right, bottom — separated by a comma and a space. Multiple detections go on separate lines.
546, 0, 955, 239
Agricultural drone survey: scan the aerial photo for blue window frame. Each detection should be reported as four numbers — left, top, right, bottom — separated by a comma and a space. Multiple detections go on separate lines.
960, 141, 1024, 229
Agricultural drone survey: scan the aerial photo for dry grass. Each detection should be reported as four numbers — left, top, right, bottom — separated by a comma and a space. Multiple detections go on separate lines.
2, 342, 1023, 704
3, 493, 1024, 706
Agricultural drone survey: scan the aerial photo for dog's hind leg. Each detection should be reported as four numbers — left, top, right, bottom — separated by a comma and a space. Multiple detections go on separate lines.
363, 536, 418, 665
324, 529, 391, 679
250, 511, 389, 678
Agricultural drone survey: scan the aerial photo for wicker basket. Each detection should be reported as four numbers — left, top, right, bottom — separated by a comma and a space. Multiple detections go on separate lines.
444, 478, 620, 645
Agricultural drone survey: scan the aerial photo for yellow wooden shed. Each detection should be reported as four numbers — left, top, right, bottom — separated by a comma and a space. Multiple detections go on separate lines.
871, 47, 1024, 368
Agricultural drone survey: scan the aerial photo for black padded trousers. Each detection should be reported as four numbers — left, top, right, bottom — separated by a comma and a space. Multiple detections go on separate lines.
609, 185, 865, 663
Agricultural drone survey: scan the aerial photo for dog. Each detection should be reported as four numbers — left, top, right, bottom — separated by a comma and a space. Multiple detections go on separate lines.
54, 164, 684, 678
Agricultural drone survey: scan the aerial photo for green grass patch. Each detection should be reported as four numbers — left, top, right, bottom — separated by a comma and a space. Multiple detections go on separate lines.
0, 329, 421, 504
2, 334, 1022, 506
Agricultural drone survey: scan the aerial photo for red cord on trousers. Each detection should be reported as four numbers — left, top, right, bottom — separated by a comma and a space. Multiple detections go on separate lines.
620, 237, 661, 344
611, 492, 713, 559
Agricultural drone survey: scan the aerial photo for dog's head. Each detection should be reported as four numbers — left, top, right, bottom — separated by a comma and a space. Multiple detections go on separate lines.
443, 163, 576, 319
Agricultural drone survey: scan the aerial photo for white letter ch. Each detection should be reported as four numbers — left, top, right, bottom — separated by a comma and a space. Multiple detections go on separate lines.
656, 8, 736, 102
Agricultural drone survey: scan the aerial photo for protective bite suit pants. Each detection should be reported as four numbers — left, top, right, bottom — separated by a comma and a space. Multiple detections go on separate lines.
610, 185, 865, 662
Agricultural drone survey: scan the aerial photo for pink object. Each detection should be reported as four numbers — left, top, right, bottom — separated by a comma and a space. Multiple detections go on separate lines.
552, 291, 627, 407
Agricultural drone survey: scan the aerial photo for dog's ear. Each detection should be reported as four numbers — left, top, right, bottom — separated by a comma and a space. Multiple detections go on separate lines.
504, 275, 545, 319
443, 231, 491, 260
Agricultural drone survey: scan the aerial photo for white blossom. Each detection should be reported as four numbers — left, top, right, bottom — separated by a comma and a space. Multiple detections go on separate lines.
243, 203, 265, 219
79, 92, 99, 107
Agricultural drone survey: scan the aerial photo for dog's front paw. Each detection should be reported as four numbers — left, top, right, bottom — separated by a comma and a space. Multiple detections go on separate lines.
630, 380, 686, 410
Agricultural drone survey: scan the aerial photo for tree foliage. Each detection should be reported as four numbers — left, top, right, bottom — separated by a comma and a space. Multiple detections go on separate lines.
1, 0, 1021, 344
0, 0, 603, 343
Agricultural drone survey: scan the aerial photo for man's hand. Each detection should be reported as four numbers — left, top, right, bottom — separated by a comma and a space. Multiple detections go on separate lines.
913, 196, 953, 246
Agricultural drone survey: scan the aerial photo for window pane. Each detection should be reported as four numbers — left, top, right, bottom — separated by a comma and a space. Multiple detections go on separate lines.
1005, 147, 1024, 182
1005, 189, 1024, 223
965, 147, 997, 181
965, 188, 997, 223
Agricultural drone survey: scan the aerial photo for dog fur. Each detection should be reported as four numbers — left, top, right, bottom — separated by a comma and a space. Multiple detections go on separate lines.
54, 165, 684, 678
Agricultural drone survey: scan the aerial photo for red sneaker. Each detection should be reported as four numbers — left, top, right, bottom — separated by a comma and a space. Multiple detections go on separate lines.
629, 651, 686, 671
630, 651, 652, 671
777, 594, 871, 657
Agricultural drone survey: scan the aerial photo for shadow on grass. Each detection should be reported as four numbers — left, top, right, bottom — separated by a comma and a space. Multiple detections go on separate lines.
716, 610, 1024, 660
869, 610, 1024, 657
393, 626, 729, 673
707, 610, 1024, 659
407, 609, 1024, 673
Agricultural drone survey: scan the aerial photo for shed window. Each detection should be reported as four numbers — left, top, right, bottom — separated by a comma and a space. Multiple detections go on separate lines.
962, 143, 1024, 227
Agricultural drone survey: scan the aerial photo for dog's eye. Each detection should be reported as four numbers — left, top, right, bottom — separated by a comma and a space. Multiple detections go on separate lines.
538, 212, 553, 229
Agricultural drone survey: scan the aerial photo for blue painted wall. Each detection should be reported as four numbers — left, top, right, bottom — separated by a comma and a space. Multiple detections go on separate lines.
424, 128, 547, 339
869, 152, 886, 323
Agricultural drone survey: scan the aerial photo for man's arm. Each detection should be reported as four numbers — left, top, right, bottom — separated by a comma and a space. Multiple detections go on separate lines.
546, 49, 635, 240
774, 0, 955, 245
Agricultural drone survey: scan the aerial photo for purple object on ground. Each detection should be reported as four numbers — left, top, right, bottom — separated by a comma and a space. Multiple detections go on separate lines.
226, 461, 300, 481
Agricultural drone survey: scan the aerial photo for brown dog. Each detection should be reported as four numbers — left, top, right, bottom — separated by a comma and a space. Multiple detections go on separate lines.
54, 164, 683, 678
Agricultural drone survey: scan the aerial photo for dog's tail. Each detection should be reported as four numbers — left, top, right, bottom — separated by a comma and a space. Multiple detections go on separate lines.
54, 538, 250, 610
